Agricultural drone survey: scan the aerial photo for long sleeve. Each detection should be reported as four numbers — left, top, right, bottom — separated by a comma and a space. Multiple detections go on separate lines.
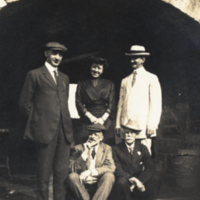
69, 146, 87, 174
75, 82, 88, 116
19, 71, 36, 116
116, 80, 125, 127
106, 82, 115, 114
147, 76, 162, 128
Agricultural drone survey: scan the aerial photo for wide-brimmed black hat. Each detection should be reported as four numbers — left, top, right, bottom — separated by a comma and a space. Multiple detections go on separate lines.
125, 45, 150, 57
45, 42, 68, 52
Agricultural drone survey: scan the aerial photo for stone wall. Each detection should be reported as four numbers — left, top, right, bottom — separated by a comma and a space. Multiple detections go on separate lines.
163, 0, 200, 22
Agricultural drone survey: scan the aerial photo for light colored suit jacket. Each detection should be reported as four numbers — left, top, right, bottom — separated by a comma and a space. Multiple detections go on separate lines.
69, 142, 116, 176
116, 67, 162, 139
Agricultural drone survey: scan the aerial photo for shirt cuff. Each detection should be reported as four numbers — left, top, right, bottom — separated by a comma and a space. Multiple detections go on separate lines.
102, 112, 109, 121
105, 109, 111, 114
81, 153, 88, 161
91, 169, 98, 176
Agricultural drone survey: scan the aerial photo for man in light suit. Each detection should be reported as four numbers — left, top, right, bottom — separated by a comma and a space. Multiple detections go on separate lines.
116, 45, 162, 152
19, 42, 73, 200
67, 123, 115, 200
112, 120, 159, 200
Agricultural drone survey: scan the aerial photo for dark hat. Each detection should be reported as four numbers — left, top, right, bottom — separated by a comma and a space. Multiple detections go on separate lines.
121, 120, 142, 133
45, 42, 68, 52
125, 45, 150, 57
87, 123, 107, 132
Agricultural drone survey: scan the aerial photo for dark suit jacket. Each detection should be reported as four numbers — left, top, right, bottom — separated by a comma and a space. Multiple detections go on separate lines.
19, 65, 73, 144
112, 141, 156, 184
69, 142, 116, 176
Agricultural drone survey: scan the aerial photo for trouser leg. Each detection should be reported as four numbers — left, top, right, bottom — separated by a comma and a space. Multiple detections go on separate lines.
67, 173, 90, 200
92, 172, 115, 200
53, 122, 71, 200
141, 138, 152, 155
111, 176, 132, 200
36, 134, 58, 200
133, 173, 160, 200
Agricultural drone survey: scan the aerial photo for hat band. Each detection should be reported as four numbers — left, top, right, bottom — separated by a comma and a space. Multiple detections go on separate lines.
128, 51, 146, 53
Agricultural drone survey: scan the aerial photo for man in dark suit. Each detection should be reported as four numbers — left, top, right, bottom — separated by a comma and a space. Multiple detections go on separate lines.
19, 42, 73, 200
112, 120, 159, 200
67, 123, 115, 200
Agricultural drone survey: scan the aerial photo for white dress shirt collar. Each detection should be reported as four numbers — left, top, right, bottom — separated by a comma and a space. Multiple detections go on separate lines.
45, 61, 58, 83
133, 66, 145, 74
125, 142, 135, 153
45, 61, 58, 73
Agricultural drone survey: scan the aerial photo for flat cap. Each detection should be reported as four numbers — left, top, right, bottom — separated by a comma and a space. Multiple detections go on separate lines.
87, 123, 107, 132
45, 42, 68, 51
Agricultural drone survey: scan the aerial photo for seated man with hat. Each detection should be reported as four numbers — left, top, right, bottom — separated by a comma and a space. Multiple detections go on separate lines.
67, 123, 116, 200
112, 120, 159, 200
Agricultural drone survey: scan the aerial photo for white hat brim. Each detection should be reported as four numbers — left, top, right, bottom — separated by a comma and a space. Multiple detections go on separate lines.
121, 124, 142, 132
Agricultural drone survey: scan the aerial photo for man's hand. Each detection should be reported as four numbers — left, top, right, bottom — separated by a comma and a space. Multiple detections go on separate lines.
84, 176, 98, 185
84, 138, 98, 150
79, 170, 91, 184
129, 177, 145, 192
130, 184, 136, 192
115, 127, 123, 137
146, 126, 155, 137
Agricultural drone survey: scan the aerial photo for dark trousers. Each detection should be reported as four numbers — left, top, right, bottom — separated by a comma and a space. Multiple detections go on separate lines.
111, 173, 159, 200
36, 121, 71, 200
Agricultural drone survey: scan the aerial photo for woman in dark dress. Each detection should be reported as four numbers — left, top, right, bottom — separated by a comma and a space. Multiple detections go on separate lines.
75, 57, 115, 145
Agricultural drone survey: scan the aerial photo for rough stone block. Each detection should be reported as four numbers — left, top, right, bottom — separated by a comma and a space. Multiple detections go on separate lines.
154, 139, 185, 154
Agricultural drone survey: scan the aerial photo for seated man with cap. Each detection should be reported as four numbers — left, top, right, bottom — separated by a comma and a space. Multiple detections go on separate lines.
111, 120, 159, 200
67, 123, 116, 200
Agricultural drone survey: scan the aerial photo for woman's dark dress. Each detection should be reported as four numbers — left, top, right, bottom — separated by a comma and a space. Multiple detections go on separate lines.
75, 78, 115, 145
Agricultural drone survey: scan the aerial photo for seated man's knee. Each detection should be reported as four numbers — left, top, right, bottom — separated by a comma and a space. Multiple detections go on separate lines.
67, 172, 79, 183
116, 177, 129, 188
102, 172, 115, 183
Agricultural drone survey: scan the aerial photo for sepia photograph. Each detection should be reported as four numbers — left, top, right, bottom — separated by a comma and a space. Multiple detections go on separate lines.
0, 0, 200, 200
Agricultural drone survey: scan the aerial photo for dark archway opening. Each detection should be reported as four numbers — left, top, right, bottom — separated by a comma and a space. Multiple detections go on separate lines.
0, 0, 200, 171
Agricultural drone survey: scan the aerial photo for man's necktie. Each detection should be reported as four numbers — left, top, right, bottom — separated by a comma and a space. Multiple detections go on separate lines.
91, 148, 96, 159
129, 147, 133, 155
132, 71, 137, 87
54, 70, 59, 85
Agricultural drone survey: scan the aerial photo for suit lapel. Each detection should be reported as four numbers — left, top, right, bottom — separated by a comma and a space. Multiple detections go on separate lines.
42, 65, 57, 89
127, 74, 133, 92
131, 141, 140, 164
120, 142, 132, 164
57, 71, 65, 90
95, 143, 105, 168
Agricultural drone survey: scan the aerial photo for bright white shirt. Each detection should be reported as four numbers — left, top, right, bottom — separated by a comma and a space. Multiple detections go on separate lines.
125, 142, 135, 153
82, 144, 99, 176
45, 61, 58, 84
